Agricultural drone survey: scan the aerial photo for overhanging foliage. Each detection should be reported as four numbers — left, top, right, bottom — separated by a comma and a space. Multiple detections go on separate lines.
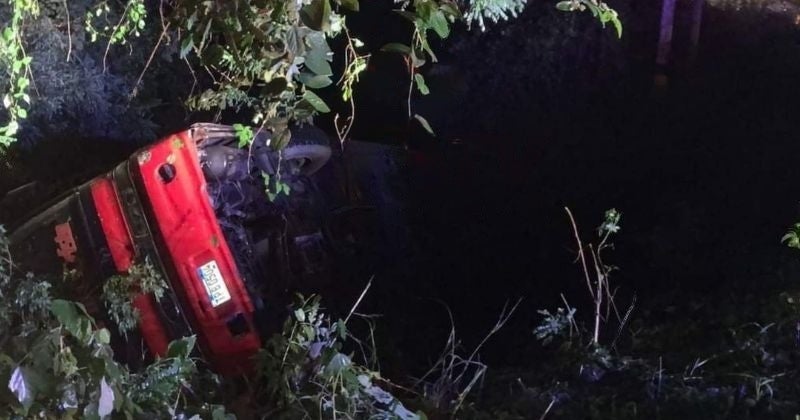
0, 0, 622, 147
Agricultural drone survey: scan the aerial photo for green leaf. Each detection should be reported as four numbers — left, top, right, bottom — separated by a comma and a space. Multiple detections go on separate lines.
414, 0, 436, 22
6, 120, 19, 136
556, 1, 575, 11
411, 47, 427, 68
186, 10, 198, 30
612, 16, 623, 38
167, 336, 196, 359
304, 32, 333, 76
416, 32, 438, 62
96, 328, 111, 345
380, 43, 411, 55
583, 0, 601, 17
233, 123, 253, 148
338, 0, 359, 12
179, 35, 194, 59
303, 90, 331, 113
51, 299, 80, 329
298, 72, 333, 89
294, 308, 306, 322
16, 108, 27, 119
300, 0, 332, 32
414, 73, 430, 95
285, 26, 307, 59
428, 10, 450, 38
305, 52, 333, 76
439, 2, 462, 19
413, 114, 435, 135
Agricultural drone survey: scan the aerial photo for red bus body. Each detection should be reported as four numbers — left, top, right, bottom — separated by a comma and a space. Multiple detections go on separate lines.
9, 127, 261, 375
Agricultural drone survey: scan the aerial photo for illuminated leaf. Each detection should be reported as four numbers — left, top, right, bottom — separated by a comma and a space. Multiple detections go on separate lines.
414, 73, 430, 95
303, 90, 331, 113
413, 114, 434, 135
429, 10, 450, 38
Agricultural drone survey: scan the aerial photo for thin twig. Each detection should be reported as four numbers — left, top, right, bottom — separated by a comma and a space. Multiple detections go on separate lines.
344, 275, 374, 325
63, 0, 72, 62
130, 21, 171, 99
538, 396, 557, 420
611, 293, 636, 351
589, 245, 603, 345
565, 207, 596, 300
406, 57, 414, 119
560, 293, 579, 339
103, 2, 133, 73
465, 298, 522, 364
183, 57, 198, 100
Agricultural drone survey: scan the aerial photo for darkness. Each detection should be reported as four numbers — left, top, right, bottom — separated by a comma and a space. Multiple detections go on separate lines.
315, 0, 800, 377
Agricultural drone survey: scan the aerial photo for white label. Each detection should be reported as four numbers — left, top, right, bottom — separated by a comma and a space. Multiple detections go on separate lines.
197, 260, 231, 307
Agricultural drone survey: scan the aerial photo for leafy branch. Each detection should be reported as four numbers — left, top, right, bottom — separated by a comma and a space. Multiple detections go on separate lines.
0, 0, 38, 146
556, 0, 623, 38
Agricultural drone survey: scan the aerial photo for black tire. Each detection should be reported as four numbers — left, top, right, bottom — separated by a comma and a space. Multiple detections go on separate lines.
282, 125, 332, 176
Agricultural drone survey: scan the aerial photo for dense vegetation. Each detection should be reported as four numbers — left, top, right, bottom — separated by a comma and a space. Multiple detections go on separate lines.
0, 0, 619, 147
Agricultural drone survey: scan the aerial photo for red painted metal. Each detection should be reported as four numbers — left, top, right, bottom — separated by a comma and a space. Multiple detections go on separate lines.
90, 177, 171, 357
132, 132, 260, 375
90, 178, 134, 271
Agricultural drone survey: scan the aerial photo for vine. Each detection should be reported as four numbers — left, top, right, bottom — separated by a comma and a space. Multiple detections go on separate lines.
0, 0, 38, 146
